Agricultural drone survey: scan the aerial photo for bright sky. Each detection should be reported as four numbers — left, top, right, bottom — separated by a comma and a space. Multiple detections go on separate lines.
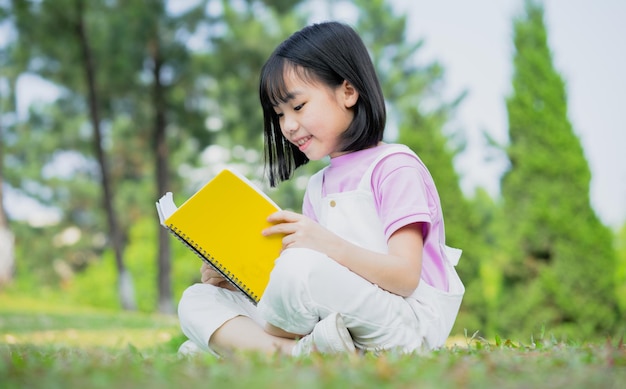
5, 0, 626, 229
390, 0, 626, 229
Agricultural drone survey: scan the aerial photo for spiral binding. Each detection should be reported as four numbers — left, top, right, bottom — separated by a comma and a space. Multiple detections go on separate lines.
168, 224, 259, 304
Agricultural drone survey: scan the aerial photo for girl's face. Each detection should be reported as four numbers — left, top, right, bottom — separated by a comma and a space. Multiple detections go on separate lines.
273, 69, 359, 160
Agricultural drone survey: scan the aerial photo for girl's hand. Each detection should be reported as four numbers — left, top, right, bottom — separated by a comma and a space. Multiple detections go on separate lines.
262, 210, 341, 255
200, 262, 237, 291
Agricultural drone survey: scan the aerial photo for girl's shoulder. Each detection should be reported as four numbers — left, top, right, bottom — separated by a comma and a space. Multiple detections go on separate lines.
308, 143, 425, 193
370, 143, 426, 172
346, 143, 420, 170
371, 144, 434, 190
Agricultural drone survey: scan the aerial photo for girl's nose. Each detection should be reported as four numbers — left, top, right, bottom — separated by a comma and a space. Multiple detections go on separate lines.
282, 115, 298, 136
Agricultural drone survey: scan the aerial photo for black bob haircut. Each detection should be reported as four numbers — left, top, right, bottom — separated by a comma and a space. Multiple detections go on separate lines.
259, 21, 386, 186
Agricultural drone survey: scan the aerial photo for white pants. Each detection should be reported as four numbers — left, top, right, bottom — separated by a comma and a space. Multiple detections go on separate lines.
178, 248, 442, 355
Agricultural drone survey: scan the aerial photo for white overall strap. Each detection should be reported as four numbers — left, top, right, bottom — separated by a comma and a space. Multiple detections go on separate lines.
306, 167, 327, 221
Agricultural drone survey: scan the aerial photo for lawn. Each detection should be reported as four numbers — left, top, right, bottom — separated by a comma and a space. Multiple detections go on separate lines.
1, 294, 624, 388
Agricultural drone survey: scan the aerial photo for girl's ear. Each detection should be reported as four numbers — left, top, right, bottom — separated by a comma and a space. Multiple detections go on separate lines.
341, 80, 359, 108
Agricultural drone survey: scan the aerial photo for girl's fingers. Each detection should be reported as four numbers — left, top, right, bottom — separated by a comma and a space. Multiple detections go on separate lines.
266, 210, 301, 223
264, 211, 307, 236
201, 265, 225, 284
263, 223, 295, 236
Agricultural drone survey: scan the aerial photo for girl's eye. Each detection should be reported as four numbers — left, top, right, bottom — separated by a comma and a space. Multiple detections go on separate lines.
294, 103, 304, 111
275, 112, 284, 118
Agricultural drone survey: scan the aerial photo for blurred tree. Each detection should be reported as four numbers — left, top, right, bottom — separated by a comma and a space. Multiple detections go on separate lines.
0, 4, 17, 287
616, 223, 626, 318
140, 0, 210, 313
500, 0, 617, 339
76, 0, 136, 309
466, 188, 509, 335
0, 121, 15, 288
5, 0, 217, 312
4, 0, 309, 307
10, 0, 138, 309
0, 120, 14, 287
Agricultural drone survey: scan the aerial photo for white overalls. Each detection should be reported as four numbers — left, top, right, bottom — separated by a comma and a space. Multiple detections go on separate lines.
178, 146, 464, 354
258, 145, 464, 352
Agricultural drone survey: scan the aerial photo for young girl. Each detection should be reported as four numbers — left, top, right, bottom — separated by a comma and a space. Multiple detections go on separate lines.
177, 21, 464, 357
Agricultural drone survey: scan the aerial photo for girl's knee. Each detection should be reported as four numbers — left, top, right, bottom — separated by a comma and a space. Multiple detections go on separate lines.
266, 248, 332, 294
178, 283, 221, 318
260, 249, 338, 316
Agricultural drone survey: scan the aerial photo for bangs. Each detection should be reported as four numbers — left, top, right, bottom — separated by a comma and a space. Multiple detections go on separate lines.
260, 58, 315, 107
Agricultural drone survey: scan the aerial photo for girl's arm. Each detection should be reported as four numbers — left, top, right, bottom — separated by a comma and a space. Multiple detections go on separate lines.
263, 211, 423, 297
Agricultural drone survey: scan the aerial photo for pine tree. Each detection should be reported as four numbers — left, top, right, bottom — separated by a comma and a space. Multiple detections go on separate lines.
500, 0, 617, 339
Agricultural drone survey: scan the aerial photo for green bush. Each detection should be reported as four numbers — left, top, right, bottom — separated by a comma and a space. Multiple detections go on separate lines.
63, 216, 200, 312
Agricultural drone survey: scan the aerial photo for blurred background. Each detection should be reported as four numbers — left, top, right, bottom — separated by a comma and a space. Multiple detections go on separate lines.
0, 0, 624, 342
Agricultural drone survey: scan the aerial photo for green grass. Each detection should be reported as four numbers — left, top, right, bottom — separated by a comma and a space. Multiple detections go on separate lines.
1, 295, 625, 389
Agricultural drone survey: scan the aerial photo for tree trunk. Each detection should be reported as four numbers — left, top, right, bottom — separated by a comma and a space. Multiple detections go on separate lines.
150, 31, 174, 314
0, 120, 15, 287
74, 0, 136, 310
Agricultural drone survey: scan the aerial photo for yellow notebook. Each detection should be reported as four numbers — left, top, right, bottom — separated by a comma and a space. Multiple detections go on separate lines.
155, 168, 283, 304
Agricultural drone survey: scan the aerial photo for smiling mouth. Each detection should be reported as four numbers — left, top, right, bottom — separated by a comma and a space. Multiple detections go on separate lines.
295, 136, 312, 147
